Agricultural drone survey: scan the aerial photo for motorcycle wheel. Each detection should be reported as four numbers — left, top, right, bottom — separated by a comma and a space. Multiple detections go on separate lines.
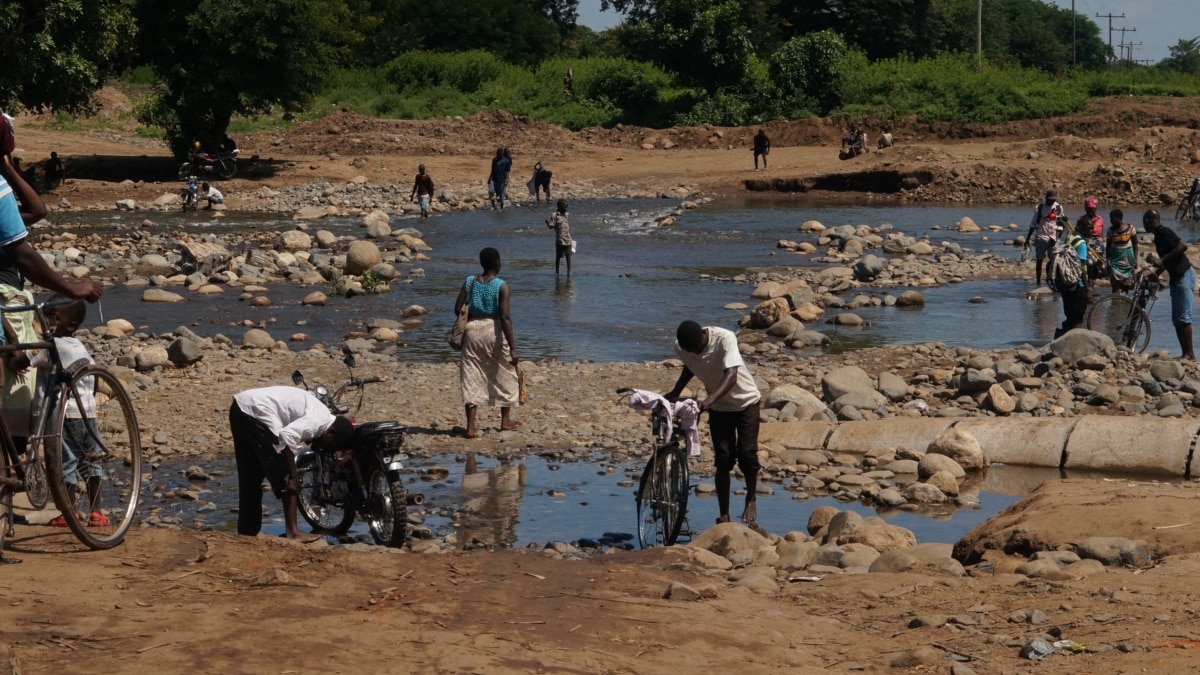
178, 162, 193, 180
216, 157, 236, 179
365, 456, 408, 547
297, 453, 355, 536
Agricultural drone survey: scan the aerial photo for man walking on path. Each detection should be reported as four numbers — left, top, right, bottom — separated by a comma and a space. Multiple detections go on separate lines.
1144, 209, 1196, 360
665, 321, 762, 524
1025, 188, 1065, 287
410, 164, 434, 218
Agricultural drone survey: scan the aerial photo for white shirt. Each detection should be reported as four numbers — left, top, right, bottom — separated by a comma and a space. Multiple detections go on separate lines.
233, 386, 335, 453
674, 327, 760, 412
205, 186, 223, 200
30, 337, 95, 419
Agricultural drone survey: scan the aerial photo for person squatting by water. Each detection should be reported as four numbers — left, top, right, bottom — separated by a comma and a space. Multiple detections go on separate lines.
229, 386, 353, 542
666, 320, 762, 525
1144, 209, 1196, 361
454, 247, 520, 439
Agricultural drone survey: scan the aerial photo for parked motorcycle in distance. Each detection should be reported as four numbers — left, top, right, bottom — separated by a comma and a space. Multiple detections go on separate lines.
291, 348, 421, 547
180, 178, 198, 211
178, 148, 239, 181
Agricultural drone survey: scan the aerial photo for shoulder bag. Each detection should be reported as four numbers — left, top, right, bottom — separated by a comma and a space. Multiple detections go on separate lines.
447, 277, 475, 351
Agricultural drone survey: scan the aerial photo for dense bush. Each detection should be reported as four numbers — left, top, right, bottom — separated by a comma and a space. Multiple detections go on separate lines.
383, 51, 509, 93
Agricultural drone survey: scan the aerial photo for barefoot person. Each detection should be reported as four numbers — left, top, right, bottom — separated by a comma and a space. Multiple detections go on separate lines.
546, 198, 572, 277
454, 247, 520, 438
752, 128, 770, 171
1144, 209, 1196, 360
409, 163, 434, 218
229, 386, 353, 541
665, 320, 761, 524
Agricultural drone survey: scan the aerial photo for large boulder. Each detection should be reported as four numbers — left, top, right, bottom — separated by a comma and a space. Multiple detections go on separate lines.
763, 384, 827, 413
822, 511, 915, 552
749, 298, 790, 329
278, 230, 313, 252
853, 255, 887, 281
926, 427, 987, 471
167, 337, 203, 366
134, 345, 169, 371
895, 290, 925, 307
242, 328, 275, 349
143, 288, 184, 303
178, 241, 231, 276
957, 216, 980, 233
689, 522, 771, 563
1049, 329, 1114, 363
345, 240, 383, 276
821, 366, 877, 403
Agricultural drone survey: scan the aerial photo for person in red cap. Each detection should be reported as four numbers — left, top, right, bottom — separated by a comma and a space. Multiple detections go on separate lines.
1024, 188, 1064, 287
1078, 196, 1106, 279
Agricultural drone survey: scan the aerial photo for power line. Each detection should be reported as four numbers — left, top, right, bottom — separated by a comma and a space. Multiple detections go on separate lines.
1095, 12, 1125, 60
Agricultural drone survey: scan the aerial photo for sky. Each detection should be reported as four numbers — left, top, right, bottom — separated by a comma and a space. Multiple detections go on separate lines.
576, 0, 1196, 64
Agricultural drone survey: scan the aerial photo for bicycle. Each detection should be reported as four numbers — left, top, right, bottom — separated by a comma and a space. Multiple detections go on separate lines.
1175, 187, 1200, 223
1085, 269, 1161, 353
0, 299, 142, 557
617, 387, 692, 548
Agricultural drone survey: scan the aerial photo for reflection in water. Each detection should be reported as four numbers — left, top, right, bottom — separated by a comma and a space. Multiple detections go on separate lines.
553, 277, 576, 301
1030, 293, 1061, 342
455, 453, 526, 548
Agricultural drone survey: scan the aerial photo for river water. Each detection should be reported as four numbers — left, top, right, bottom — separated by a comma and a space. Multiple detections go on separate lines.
61, 197, 1195, 362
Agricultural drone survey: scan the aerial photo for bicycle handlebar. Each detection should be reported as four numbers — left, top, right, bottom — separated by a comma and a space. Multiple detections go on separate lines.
0, 298, 74, 314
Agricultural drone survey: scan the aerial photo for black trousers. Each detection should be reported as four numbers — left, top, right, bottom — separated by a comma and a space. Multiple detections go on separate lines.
230, 402, 287, 536
708, 403, 762, 474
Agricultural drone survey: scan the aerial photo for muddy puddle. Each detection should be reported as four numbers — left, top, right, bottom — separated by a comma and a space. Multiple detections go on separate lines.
137, 452, 1178, 550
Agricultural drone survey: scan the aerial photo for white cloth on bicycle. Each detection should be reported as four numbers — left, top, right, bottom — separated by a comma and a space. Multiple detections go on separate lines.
627, 389, 701, 457
29, 336, 95, 418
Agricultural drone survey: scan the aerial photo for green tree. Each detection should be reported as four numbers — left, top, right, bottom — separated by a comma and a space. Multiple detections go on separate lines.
622, 0, 757, 95
135, 0, 353, 155
0, 0, 137, 113
1162, 37, 1200, 74
770, 30, 849, 115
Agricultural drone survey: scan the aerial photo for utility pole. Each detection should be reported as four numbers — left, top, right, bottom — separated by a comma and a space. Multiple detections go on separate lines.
1127, 41, 1143, 65
1072, 0, 1076, 67
1115, 26, 1136, 56
977, 0, 982, 72
1095, 12, 1125, 62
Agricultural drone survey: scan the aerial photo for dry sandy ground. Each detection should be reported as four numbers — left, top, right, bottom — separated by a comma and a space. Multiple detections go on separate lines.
4, 98, 1200, 673
4, 480, 1200, 673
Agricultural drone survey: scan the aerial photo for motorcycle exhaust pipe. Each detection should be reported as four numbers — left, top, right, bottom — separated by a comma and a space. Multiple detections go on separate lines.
406, 493, 425, 506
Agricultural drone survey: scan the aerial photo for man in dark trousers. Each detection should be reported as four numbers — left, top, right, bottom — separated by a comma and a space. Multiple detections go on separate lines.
752, 129, 770, 171
665, 320, 762, 524
1145, 209, 1196, 360
230, 386, 354, 541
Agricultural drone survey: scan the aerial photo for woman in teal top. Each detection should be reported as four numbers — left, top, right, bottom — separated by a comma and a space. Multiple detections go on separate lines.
453, 247, 520, 439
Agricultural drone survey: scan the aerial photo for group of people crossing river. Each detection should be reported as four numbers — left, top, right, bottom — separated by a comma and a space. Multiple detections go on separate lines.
1022, 187, 1195, 361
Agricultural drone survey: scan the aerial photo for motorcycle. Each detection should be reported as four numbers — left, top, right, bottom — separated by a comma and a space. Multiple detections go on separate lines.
291, 349, 422, 547
178, 148, 239, 181
180, 179, 198, 211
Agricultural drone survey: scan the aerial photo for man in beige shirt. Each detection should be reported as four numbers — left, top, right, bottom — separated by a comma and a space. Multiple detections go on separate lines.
666, 320, 761, 524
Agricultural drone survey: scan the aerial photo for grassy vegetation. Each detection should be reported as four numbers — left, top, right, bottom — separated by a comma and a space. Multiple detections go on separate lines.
62, 53, 1200, 140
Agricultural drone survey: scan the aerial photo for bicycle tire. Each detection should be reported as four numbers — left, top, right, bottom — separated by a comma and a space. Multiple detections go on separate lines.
636, 444, 687, 548
297, 453, 355, 535
1176, 199, 1189, 222
1086, 294, 1151, 352
46, 365, 142, 550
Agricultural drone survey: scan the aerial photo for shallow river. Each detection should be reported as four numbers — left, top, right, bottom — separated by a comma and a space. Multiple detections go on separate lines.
60, 198, 1199, 362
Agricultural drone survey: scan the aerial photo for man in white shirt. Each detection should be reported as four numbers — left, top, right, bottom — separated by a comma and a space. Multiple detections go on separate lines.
665, 321, 762, 524
230, 386, 353, 541
200, 181, 223, 209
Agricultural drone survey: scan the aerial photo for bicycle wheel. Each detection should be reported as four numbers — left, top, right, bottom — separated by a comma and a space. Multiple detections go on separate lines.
216, 158, 236, 179
297, 453, 354, 535
636, 445, 687, 548
45, 365, 142, 550
1087, 294, 1151, 352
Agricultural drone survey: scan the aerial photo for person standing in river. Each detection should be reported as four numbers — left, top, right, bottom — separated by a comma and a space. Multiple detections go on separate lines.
409, 164, 434, 218
1054, 226, 1091, 338
665, 320, 761, 525
546, 198, 572, 277
454, 247, 520, 439
1024, 188, 1064, 287
1144, 209, 1196, 361
1106, 209, 1138, 292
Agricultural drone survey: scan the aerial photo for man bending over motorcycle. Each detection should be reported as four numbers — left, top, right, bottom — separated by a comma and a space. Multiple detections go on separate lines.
230, 386, 354, 542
